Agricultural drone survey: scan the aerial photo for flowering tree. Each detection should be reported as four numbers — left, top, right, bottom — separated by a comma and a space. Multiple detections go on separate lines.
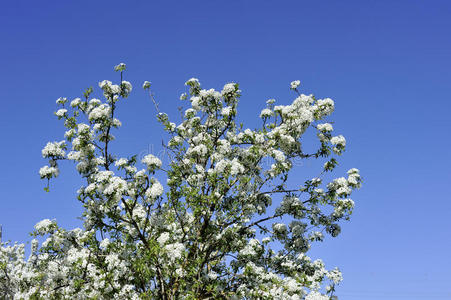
0, 64, 361, 299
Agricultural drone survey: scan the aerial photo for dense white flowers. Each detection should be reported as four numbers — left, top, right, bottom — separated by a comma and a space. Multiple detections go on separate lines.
330, 134, 346, 154
55, 108, 67, 118
99, 80, 112, 89
221, 83, 236, 95
328, 177, 352, 197
188, 144, 208, 157
164, 243, 185, 261
221, 106, 232, 116
230, 158, 244, 175
260, 108, 273, 118
331, 135, 346, 146
88, 103, 111, 121
2, 66, 360, 299
34, 219, 55, 234
99, 80, 121, 95
115, 158, 128, 168
347, 168, 361, 188
314, 98, 335, 118
305, 291, 329, 300
142, 154, 162, 171
317, 123, 333, 132
239, 239, 261, 256
146, 180, 163, 198
272, 149, 286, 162
121, 80, 132, 96
39, 165, 59, 179
103, 176, 127, 196
77, 123, 90, 134
157, 232, 170, 246
70, 97, 82, 107
41, 141, 66, 158
273, 223, 287, 235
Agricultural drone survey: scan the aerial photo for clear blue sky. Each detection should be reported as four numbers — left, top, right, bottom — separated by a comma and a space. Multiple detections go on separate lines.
1, 1, 450, 299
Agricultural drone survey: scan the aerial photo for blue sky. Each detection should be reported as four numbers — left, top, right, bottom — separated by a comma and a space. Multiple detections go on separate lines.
1, 0, 451, 298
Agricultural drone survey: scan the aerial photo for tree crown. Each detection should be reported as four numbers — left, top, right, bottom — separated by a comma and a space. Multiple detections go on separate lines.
1, 64, 361, 300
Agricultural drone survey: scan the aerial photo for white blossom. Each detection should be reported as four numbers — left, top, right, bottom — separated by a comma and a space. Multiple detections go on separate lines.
115, 158, 128, 168
221, 106, 232, 116
230, 158, 244, 176
330, 135, 346, 154
34, 219, 54, 234
221, 83, 236, 95
157, 232, 170, 246
114, 62, 126, 72
330, 135, 346, 147
121, 80, 132, 95
56, 97, 67, 105
305, 291, 329, 300
260, 108, 273, 118
317, 123, 333, 132
165, 243, 185, 261
142, 154, 162, 170
99, 238, 110, 249
55, 108, 67, 117
146, 180, 163, 198
42, 141, 66, 158
89, 103, 111, 121
70, 97, 82, 107
290, 80, 301, 89
99, 80, 112, 89
39, 165, 59, 179
143, 81, 151, 89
